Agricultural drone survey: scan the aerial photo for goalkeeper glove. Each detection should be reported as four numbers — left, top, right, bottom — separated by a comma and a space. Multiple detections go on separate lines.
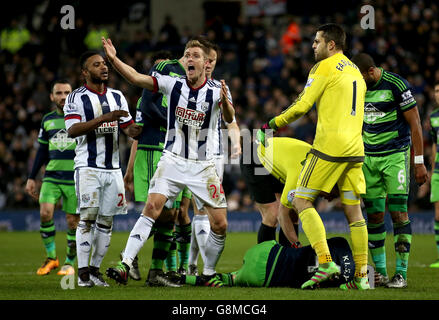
256, 118, 278, 147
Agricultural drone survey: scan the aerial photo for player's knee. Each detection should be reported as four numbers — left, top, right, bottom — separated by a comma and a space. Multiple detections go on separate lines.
40, 206, 54, 222
367, 212, 385, 224
77, 220, 94, 234
291, 197, 311, 214
211, 218, 227, 235
145, 200, 163, 219
390, 211, 409, 224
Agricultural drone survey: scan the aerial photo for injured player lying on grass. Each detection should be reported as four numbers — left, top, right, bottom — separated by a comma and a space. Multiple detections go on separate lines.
180, 237, 359, 289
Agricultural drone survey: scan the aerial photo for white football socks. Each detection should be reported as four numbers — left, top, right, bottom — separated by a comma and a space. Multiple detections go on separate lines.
90, 224, 112, 269
122, 215, 155, 268
203, 230, 225, 276
76, 221, 93, 269
189, 215, 211, 266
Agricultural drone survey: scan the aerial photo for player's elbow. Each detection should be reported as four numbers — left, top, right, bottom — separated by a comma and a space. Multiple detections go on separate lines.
67, 126, 79, 138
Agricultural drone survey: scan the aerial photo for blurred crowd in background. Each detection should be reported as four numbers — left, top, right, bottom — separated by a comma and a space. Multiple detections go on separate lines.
0, 0, 438, 213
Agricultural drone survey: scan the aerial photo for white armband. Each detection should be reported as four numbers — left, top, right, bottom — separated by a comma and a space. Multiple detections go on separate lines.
414, 155, 424, 164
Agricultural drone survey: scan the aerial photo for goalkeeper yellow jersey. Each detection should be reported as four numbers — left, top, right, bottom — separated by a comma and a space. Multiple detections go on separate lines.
273, 52, 366, 160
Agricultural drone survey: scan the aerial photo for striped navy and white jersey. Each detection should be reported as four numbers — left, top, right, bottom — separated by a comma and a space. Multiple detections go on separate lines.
63, 84, 134, 169
152, 74, 233, 160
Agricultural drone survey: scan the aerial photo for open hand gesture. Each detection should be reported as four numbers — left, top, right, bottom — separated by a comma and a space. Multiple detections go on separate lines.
102, 37, 117, 62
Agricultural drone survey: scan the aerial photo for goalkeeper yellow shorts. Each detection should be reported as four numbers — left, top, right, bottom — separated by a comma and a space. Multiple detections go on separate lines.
295, 152, 365, 204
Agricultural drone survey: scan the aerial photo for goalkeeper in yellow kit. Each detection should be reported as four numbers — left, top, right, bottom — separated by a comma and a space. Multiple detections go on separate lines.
257, 23, 369, 290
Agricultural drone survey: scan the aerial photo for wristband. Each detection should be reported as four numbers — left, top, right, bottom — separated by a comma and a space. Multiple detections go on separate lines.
414, 155, 424, 164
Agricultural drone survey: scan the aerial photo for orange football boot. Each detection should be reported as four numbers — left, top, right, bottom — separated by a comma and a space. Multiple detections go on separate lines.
36, 258, 59, 275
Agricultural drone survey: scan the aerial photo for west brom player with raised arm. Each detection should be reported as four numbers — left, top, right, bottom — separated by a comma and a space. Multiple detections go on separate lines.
123, 50, 191, 286
25, 79, 79, 277
102, 37, 235, 286
187, 37, 242, 276
63, 51, 141, 287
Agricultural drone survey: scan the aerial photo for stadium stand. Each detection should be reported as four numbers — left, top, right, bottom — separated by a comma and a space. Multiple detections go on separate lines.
0, 0, 438, 213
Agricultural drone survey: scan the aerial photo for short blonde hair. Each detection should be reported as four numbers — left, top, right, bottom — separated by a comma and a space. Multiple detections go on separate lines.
184, 40, 209, 59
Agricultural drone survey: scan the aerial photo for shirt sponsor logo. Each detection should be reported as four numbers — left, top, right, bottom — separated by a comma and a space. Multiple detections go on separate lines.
364, 103, 385, 122
95, 121, 118, 134
175, 106, 205, 128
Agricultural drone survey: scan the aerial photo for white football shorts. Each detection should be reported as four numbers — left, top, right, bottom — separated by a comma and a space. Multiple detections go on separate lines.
149, 151, 227, 209
193, 154, 225, 211
74, 167, 128, 216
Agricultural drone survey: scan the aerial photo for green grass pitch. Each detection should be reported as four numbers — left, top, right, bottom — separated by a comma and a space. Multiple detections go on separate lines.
1, 231, 439, 301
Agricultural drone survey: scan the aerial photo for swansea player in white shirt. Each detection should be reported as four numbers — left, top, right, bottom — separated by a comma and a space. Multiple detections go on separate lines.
102, 37, 235, 285
64, 51, 141, 287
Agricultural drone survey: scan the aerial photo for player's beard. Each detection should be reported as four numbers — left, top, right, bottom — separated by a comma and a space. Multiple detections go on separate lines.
55, 104, 64, 114
314, 46, 330, 62
90, 73, 108, 85
55, 100, 65, 111
314, 50, 328, 62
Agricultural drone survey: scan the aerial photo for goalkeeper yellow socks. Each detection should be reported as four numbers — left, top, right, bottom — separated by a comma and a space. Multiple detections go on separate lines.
349, 219, 368, 278
299, 207, 332, 264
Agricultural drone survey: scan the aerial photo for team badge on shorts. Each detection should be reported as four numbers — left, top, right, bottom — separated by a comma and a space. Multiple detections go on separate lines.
81, 193, 90, 203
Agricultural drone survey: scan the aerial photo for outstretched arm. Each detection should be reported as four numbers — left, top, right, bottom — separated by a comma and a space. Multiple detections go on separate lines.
102, 37, 157, 91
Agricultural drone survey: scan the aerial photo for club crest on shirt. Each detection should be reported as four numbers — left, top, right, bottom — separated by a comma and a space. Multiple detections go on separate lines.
200, 102, 210, 112
175, 106, 205, 129
51, 129, 76, 152
364, 103, 385, 123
